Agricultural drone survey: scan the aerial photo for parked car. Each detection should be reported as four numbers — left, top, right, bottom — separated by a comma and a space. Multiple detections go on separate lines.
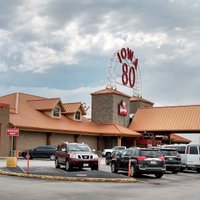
163, 144, 200, 173
20, 145, 56, 160
111, 147, 166, 178
105, 148, 127, 165
102, 146, 126, 157
159, 148, 181, 174
55, 142, 99, 171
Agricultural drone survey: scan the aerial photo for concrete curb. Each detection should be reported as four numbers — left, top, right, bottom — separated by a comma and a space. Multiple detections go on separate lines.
0, 170, 137, 183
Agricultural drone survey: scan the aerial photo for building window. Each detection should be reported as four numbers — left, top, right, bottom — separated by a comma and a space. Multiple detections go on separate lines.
75, 111, 81, 120
53, 107, 60, 117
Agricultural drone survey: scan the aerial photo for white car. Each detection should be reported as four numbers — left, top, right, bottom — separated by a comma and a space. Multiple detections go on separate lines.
101, 146, 126, 157
163, 144, 200, 173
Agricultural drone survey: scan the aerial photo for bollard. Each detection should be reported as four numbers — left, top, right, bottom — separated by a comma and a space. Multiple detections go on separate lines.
6, 157, 17, 168
26, 150, 30, 174
128, 159, 131, 177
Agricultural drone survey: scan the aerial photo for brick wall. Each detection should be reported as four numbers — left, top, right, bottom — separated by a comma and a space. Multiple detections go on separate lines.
91, 93, 130, 127
130, 101, 153, 114
17, 131, 47, 152
50, 133, 75, 146
0, 105, 10, 157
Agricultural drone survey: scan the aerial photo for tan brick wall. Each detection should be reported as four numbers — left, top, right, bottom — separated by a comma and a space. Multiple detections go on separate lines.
92, 94, 113, 124
50, 133, 75, 146
16, 131, 47, 152
0, 106, 10, 157
92, 93, 130, 127
130, 101, 153, 114
77, 135, 97, 151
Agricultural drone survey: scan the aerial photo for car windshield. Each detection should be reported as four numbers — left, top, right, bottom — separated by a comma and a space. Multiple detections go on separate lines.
113, 146, 125, 150
68, 144, 91, 152
164, 145, 186, 154
160, 149, 178, 156
140, 150, 161, 158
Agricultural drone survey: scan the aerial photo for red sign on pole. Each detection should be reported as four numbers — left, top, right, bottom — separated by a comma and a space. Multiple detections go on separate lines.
6, 128, 19, 137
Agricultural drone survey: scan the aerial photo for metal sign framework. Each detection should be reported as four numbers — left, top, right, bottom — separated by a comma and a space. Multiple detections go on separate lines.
107, 47, 142, 97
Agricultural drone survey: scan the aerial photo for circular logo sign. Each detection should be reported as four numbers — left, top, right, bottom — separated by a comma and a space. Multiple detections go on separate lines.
107, 47, 141, 96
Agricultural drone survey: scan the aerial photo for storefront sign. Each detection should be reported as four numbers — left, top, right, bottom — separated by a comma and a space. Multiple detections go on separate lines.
118, 101, 128, 116
6, 128, 19, 137
117, 47, 138, 88
107, 47, 141, 96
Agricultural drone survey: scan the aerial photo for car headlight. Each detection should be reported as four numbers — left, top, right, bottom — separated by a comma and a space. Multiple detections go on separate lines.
69, 153, 78, 159
93, 154, 98, 159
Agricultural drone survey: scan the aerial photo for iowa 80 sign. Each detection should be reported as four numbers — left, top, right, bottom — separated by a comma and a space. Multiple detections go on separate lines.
107, 47, 141, 96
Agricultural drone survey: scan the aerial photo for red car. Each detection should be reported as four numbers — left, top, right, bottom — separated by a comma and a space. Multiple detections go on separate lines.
55, 142, 99, 171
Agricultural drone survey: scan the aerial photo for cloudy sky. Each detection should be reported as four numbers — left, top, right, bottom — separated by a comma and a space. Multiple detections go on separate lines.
0, 0, 200, 111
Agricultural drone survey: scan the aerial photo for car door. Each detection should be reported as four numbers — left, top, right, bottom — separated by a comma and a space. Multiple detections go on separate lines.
31, 146, 44, 158
120, 149, 133, 170
187, 145, 200, 167
59, 144, 67, 164
42, 146, 53, 158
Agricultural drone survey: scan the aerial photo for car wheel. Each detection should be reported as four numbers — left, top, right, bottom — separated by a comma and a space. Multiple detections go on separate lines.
130, 165, 137, 177
196, 168, 200, 173
65, 160, 71, 171
91, 166, 99, 170
111, 162, 118, 173
106, 152, 111, 157
50, 154, 55, 160
55, 158, 60, 168
180, 167, 185, 172
105, 158, 110, 165
155, 173, 164, 178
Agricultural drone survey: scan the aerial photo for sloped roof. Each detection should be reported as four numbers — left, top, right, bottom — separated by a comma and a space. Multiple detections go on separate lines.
0, 92, 140, 137
130, 105, 200, 133
63, 102, 86, 115
97, 123, 141, 137
170, 134, 191, 143
28, 98, 65, 111
130, 96, 154, 105
91, 87, 131, 98
0, 93, 19, 111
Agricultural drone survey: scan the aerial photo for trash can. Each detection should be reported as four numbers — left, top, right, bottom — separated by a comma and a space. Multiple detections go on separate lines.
6, 157, 17, 168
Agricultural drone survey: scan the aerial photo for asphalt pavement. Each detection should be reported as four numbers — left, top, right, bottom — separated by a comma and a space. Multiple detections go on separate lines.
0, 157, 136, 182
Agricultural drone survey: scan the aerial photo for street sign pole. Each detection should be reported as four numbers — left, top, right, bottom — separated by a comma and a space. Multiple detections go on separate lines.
10, 136, 14, 157
7, 128, 19, 157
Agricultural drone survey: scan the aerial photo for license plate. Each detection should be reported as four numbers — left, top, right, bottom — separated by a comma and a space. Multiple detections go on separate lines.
169, 158, 173, 160
151, 161, 156, 164
83, 163, 89, 167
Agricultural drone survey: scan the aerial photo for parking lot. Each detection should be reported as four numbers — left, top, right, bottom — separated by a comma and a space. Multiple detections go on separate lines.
0, 157, 200, 200
1, 157, 200, 183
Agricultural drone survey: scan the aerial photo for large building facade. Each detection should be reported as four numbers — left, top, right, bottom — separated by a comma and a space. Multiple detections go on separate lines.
0, 88, 142, 157
0, 87, 194, 157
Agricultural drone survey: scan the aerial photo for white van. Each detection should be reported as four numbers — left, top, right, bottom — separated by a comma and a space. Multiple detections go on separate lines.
163, 144, 200, 173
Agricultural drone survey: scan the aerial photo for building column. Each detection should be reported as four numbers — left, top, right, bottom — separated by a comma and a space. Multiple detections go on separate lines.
47, 133, 52, 145
74, 134, 80, 142
133, 138, 137, 147
152, 133, 156, 146
117, 136, 122, 146
168, 133, 171, 144
97, 136, 103, 151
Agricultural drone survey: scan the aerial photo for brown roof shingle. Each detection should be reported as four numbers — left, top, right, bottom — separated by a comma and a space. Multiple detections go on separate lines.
63, 102, 86, 115
91, 88, 131, 98
0, 92, 140, 137
27, 98, 64, 111
130, 105, 200, 133
130, 96, 154, 105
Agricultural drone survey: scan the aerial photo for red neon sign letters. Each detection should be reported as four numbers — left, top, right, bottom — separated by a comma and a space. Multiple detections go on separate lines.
117, 47, 138, 88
